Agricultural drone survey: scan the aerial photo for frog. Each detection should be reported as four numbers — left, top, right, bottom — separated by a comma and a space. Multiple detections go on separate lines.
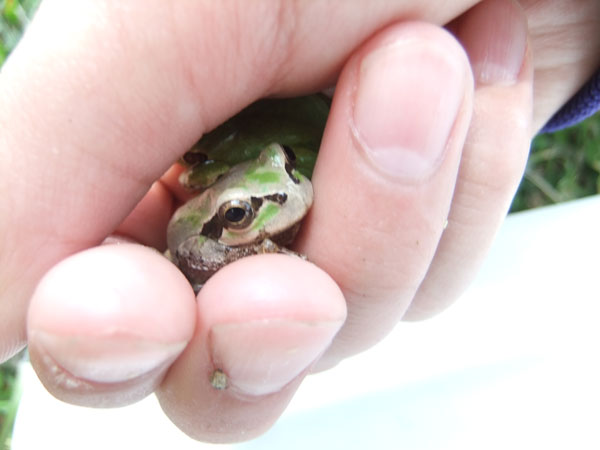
166, 143, 314, 293
179, 94, 330, 193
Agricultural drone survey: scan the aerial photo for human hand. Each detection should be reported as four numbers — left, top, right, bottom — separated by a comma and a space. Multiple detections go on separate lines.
1, 0, 598, 443
404, 0, 600, 320
518, 0, 600, 132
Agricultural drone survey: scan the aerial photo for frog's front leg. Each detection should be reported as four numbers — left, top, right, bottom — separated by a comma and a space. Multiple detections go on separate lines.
257, 238, 307, 260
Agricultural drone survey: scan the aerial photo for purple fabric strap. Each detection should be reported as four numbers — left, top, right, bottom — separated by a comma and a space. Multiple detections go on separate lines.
541, 68, 600, 133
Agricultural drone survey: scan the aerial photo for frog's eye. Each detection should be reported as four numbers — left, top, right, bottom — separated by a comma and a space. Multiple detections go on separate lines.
218, 199, 255, 230
182, 151, 208, 166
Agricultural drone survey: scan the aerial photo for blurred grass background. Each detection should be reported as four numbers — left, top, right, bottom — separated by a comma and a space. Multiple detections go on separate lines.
1, 0, 599, 448
511, 115, 600, 211
0, 0, 37, 66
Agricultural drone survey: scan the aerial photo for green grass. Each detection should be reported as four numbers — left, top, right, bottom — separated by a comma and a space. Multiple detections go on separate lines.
1, 0, 599, 448
1, 4, 41, 448
0, 357, 21, 450
511, 114, 600, 211
0, 0, 39, 66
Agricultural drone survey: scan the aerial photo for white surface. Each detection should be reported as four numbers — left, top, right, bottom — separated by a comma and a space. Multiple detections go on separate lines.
13, 196, 600, 449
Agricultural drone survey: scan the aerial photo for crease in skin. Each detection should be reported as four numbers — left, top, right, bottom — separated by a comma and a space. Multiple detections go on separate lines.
208, 319, 343, 397
519, 0, 600, 129
30, 329, 187, 383
40, 352, 91, 391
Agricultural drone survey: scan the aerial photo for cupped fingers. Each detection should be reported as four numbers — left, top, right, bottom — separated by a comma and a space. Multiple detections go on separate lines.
113, 180, 174, 250
406, 0, 533, 319
27, 243, 196, 407
295, 22, 474, 368
156, 255, 346, 443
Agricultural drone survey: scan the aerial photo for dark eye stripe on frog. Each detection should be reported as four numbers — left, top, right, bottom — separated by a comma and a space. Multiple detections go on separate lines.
263, 193, 288, 205
250, 196, 264, 210
200, 214, 224, 240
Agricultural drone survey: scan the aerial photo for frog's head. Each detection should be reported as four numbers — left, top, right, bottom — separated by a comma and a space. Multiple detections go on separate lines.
167, 143, 313, 253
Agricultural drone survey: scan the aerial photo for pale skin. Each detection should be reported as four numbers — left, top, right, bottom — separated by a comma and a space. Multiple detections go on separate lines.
0, 0, 599, 443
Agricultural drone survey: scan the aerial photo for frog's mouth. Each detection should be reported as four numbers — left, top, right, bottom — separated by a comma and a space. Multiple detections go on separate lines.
266, 222, 302, 247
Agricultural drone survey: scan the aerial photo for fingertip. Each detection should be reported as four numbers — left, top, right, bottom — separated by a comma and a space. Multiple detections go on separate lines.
157, 254, 346, 442
197, 254, 346, 324
452, 0, 528, 87
199, 255, 346, 397
27, 243, 196, 406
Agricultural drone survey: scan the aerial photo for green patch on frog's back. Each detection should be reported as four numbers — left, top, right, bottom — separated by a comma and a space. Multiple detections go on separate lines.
185, 160, 231, 189
244, 167, 283, 185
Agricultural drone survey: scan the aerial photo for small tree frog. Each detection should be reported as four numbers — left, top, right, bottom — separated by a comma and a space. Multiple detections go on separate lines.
167, 143, 314, 292
167, 95, 329, 292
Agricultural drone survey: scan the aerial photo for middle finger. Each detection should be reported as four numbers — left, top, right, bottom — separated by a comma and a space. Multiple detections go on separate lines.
296, 22, 474, 367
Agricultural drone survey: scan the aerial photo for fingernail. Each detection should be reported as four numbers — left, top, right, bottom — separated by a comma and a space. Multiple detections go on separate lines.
31, 330, 186, 383
209, 319, 342, 396
353, 38, 467, 180
457, 0, 527, 85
